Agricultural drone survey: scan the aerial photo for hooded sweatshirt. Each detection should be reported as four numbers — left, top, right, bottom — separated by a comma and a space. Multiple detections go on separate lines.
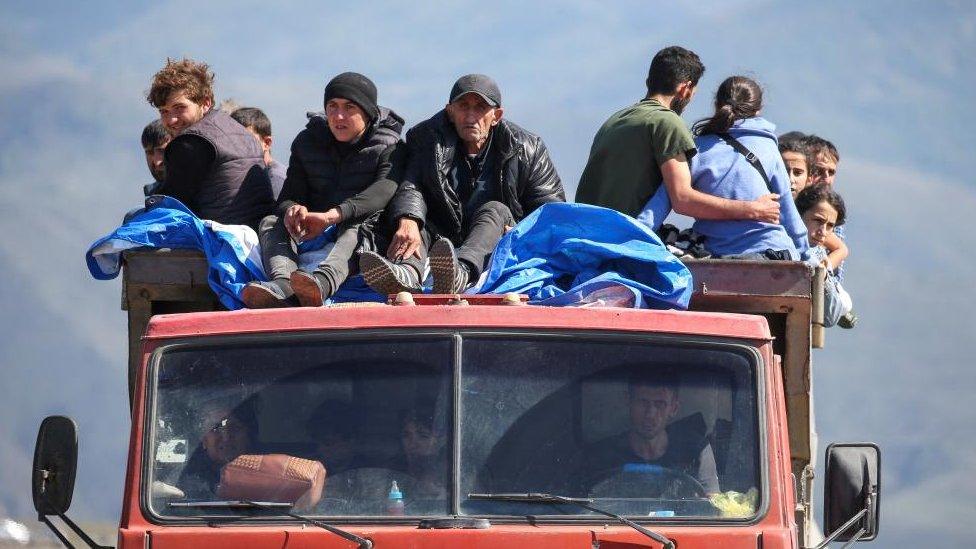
639, 117, 809, 260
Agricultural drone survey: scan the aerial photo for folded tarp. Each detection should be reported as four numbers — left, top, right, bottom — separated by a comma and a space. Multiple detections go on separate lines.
86, 196, 382, 309
474, 203, 693, 309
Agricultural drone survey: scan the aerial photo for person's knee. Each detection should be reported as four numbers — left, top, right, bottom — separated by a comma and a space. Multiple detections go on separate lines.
476, 201, 514, 224
258, 214, 281, 233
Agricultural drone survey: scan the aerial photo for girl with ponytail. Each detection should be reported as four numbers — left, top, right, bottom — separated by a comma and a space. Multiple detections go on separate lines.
692, 76, 763, 137
641, 75, 810, 260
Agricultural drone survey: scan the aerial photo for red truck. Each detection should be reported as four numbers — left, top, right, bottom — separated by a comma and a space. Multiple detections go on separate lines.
31, 250, 879, 548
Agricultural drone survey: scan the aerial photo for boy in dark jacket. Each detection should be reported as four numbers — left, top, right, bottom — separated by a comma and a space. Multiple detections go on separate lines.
242, 72, 405, 307
362, 74, 565, 295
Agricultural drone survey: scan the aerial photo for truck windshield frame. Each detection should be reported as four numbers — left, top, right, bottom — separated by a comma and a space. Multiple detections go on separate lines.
140, 329, 769, 527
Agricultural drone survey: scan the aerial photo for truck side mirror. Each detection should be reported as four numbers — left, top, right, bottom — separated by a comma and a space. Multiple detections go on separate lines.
32, 415, 79, 516
822, 443, 880, 543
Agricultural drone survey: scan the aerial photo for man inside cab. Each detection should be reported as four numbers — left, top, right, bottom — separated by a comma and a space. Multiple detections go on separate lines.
360, 74, 565, 295
581, 369, 720, 497
147, 58, 275, 230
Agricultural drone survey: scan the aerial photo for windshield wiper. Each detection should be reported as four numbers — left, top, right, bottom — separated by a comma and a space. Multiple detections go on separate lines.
170, 500, 292, 509
468, 493, 675, 549
169, 500, 372, 548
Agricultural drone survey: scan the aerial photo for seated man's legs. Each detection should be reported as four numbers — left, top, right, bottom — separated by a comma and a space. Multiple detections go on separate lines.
242, 214, 300, 308
260, 214, 300, 278
291, 222, 362, 306
431, 201, 513, 293
360, 224, 430, 295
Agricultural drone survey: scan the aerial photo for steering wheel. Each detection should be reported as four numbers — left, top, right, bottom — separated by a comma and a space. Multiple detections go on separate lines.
588, 466, 707, 500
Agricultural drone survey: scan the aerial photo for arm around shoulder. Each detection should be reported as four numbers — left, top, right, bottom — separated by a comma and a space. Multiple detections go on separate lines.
661, 154, 777, 222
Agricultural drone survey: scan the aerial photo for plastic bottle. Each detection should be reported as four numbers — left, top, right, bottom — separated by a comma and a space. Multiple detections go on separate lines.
387, 480, 405, 515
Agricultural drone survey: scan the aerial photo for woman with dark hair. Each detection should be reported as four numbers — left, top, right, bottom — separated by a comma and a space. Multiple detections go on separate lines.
640, 76, 809, 260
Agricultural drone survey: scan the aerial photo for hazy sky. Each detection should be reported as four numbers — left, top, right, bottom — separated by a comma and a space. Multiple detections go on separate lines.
1, 0, 974, 545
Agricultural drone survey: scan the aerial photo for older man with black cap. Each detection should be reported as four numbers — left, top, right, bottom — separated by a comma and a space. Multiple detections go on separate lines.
360, 74, 565, 295
241, 72, 405, 308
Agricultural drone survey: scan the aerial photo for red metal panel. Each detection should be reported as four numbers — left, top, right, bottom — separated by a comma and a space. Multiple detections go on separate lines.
144, 305, 772, 342
144, 525, 772, 549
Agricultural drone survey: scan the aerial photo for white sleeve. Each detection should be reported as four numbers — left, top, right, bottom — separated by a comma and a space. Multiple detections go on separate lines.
697, 444, 721, 495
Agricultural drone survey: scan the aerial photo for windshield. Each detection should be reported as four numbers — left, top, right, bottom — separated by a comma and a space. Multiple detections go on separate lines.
147, 335, 454, 518
146, 332, 761, 521
459, 335, 760, 519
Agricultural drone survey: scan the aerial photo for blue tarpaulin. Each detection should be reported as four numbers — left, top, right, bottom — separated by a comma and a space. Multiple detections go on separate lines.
86, 196, 382, 309
475, 203, 693, 309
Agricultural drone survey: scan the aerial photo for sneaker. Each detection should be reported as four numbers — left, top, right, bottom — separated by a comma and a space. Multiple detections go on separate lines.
241, 279, 296, 309
290, 271, 333, 307
359, 251, 423, 295
429, 237, 470, 294
838, 310, 858, 329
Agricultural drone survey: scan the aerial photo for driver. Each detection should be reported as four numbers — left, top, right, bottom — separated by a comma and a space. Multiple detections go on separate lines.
581, 369, 720, 496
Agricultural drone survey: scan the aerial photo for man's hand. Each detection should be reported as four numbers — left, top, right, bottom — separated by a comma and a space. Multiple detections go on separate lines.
749, 193, 781, 224
387, 217, 423, 260
300, 208, 342, 240
285, 206, 342, 241
284, 204, 309, 240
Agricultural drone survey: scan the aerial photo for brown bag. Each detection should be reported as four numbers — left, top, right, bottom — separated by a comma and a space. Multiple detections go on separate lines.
217, 454, 326, 510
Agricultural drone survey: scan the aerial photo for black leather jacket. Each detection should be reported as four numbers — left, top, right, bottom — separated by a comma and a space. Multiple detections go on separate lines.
388, 110, 564, 239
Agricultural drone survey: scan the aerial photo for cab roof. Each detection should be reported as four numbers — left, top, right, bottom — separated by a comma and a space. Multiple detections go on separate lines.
144, 303, 772, 342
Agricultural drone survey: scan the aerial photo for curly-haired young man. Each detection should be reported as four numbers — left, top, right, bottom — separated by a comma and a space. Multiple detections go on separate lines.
147, 58, 274, 229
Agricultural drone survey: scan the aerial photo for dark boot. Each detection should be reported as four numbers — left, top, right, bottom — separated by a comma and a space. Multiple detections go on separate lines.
241, 279, 297, 308
291, 271, 334, 307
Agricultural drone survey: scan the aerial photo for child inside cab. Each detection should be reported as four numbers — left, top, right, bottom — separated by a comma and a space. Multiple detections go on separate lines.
794, 184, 856, 329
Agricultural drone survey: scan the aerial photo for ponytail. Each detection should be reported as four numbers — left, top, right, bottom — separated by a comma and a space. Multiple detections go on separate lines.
692, 75, 764, 136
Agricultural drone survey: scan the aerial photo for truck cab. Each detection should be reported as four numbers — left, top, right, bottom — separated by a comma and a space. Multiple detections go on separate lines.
32, 251, 879, 549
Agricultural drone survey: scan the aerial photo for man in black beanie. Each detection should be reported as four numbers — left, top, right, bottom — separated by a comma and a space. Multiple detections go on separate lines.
360, 74, 565, 295
242, 72, 405, 307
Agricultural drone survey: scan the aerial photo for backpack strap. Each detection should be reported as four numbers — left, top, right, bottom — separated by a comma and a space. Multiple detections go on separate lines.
716, 133, 774, 194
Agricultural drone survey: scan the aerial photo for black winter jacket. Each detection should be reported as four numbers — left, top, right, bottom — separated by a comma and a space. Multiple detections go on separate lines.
387, 111, 564, 240
277, 107, 404, 223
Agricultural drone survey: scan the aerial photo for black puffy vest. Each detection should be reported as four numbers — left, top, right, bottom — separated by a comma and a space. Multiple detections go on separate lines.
180, 110, 274, 229
280, 108, 404, 214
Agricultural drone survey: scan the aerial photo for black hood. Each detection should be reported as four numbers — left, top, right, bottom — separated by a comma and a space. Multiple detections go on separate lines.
304, 106, 404, 147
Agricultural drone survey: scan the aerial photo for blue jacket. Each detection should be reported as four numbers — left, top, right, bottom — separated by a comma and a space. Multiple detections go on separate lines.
639, 117, 809, 260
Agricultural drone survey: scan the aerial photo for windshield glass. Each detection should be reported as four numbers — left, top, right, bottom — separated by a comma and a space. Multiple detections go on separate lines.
146, 331, 762, 521
459, 335, 760, 519
147, 335, 454, 518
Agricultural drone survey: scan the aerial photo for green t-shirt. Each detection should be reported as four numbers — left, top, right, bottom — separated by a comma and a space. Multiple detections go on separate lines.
575, 99, 697, 218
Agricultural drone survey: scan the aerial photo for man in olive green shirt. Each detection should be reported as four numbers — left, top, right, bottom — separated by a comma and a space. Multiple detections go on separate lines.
576, 46, 780, 225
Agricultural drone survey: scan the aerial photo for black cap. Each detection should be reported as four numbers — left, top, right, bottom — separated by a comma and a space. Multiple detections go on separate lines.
324, 72, 380, 121
449, 74, 501, 107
